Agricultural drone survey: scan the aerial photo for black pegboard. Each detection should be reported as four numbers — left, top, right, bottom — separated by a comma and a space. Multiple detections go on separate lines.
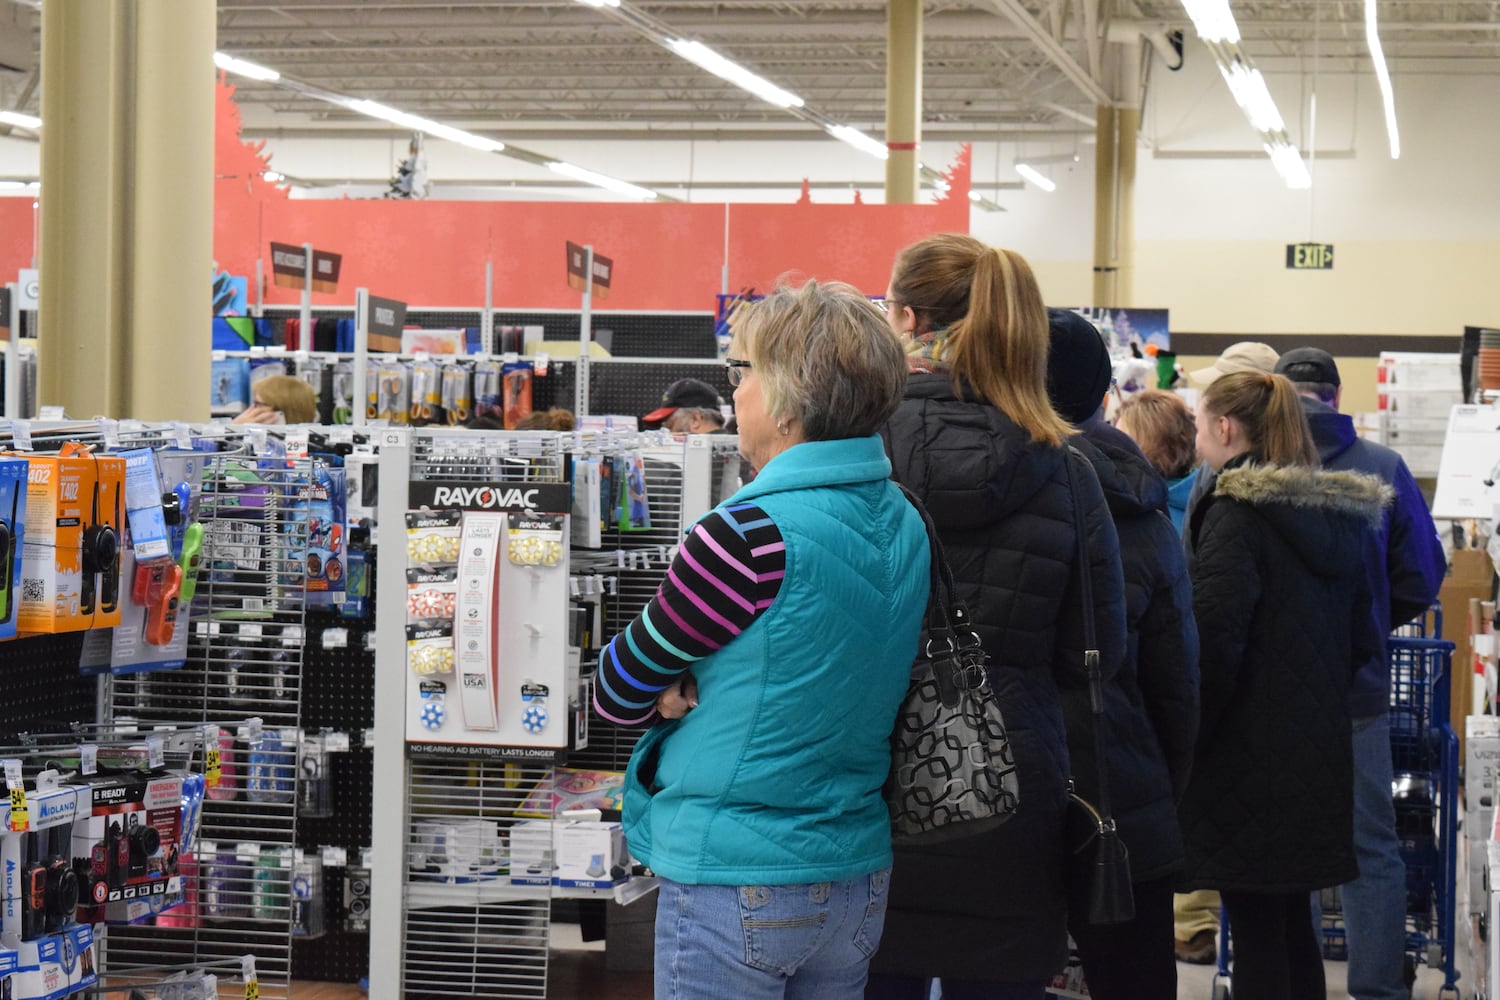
0, 632, 94, 741
496, 311, 716, 358
290, 547, 377, 984
587, 360, 734, 423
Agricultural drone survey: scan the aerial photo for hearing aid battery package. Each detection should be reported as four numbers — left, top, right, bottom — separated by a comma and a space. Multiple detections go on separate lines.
0, 457, 28, 642
70, 771, 184, 925
18, 451, 124, 633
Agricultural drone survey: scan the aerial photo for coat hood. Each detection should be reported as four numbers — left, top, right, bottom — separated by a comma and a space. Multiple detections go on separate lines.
892, 372, 1068, 529
1299, 397, 1359, 465
1077, 418, 1168, 520
1213, 462, 1392, 575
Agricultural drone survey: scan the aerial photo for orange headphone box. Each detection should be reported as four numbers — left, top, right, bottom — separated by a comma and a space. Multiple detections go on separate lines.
18, 449, 125, 632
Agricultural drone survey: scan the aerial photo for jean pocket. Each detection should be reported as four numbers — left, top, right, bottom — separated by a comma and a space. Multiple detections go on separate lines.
738, 885, 829, 975
853, 868, 891, 958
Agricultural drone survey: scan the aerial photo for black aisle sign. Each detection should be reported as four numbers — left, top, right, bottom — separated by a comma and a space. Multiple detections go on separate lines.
408, 480, 572, 514
1286, 242, 1334, 270
365, 295, 408, 338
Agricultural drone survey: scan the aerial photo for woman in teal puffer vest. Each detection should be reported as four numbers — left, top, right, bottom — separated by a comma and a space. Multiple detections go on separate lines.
595, 279, 930, 1000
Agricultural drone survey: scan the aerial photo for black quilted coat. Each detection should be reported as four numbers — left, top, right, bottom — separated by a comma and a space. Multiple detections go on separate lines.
1071, 420, 1200, 882
874, 373, 1127, 983
1182, 457, 1388, 893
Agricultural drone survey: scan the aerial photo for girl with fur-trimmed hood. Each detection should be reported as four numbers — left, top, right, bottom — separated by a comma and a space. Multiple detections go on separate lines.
1183, 371, 1388, 1000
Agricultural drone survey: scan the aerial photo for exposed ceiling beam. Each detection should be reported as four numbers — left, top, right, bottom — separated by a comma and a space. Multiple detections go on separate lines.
974, 0, 1113, 106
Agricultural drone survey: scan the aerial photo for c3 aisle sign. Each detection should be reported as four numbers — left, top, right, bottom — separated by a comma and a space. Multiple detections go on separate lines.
1286, 243, 1334, 270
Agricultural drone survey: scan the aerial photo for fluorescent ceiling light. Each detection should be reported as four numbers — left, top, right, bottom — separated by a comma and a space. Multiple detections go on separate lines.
1015, 163, 1056, 192
213, 52, 281, 83
0, 111, 42, 130
669, 39, 804, 109
347, 99, 505, 153
968, 190, 982, 202
574, 0, 621, 6
1180, 0, 1239, 44
1365, 0, 1400, 159
0, 181, 38, 191
1219, 63, 1285, 133
547, 161, 657, 200
1264, 141, 1312, 189
827, 125, 888, 161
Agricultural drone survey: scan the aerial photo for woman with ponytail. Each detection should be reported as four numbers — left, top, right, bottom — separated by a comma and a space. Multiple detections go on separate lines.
1183, 371, 1388, 999
870, 234, 1128, 999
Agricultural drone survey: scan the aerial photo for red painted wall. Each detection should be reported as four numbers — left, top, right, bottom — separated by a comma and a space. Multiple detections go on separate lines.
0, 82, 970, 313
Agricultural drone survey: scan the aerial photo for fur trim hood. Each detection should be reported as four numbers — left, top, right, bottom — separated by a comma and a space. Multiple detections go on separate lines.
1214, 463, 1392, 528
1210, 462, 1392, 578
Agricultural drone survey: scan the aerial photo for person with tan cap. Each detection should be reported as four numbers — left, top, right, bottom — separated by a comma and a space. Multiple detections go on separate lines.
1187, 341, 1280, 388
1175, 341, 1279, 964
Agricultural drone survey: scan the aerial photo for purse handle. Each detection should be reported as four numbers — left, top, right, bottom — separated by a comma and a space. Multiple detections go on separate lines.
1064, 445, 1116, 833
894, 482, 970, 642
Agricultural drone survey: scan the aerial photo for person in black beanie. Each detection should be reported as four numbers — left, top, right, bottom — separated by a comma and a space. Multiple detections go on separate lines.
1046, 309, 1201, 1000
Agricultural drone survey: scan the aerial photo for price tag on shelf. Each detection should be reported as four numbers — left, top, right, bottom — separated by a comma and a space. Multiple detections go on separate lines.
321, 845, 348, 867
38, 405, 64, 420
96, 417, 121, 450
9, 420, 30, 451
4, 759, 25, 832
321, 628, 348, 650
146, 736, 165, 769
171, 421, 193, 450
203, 724, 222, 788
241, 956, 259, 1000
79, 744, 97, 777
325, 731, 350, 753
246, 717, 264, 746
285, 428, 310, 458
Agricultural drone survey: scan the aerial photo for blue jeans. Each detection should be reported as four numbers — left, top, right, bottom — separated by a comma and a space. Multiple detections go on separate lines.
655, 869, 891, 1000
1340, 712, 1408, 1000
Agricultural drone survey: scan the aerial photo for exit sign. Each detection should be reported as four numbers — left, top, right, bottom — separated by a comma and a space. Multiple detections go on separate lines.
1286, 243, 1334, 270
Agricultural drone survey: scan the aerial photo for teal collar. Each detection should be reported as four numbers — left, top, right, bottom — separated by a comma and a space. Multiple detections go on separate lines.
727, 435, 893, 505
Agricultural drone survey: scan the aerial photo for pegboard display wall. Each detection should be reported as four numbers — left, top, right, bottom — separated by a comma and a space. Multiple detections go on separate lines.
0, 632, 93, 741
494, 310, 716, 359
587, 360, 732, 424
290, 547, 378, 984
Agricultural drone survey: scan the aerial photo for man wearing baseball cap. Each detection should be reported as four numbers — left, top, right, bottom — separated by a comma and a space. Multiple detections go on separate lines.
1276, 346, 1444, 1000
1186, 341, 1280, 387
641, 378, 726, 434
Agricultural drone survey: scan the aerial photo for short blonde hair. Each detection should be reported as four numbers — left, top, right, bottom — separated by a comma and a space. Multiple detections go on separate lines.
1117, 390, 1197, 479
255, 374, 318, 424
732, 280, 908, 441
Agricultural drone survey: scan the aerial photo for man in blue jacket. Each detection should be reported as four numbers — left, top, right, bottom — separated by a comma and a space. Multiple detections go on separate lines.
1276, 347, 1446, 1000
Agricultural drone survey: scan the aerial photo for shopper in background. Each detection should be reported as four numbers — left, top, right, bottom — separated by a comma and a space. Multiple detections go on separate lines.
232, 374, 317, 425
514, 406, 576, 431
1115, 389, 1198, 532
1046, 310, 1201, 1000
869, 233, 1126, 1000
1275, 347, 1446, 1000
640, 377, 726, 433
1180, 342, 1281, 531
594, 280, 929, 1000
1183, 371, 1387, 1000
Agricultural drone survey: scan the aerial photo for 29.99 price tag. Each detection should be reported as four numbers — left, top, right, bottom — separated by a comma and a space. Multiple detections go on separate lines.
203, 725, 221, 788
244, 979, 259, 1000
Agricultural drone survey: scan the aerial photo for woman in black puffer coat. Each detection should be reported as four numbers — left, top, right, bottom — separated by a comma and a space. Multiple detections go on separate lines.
1184, 371, 1386, 1000
1045, 309, 1200, 1000
867, 235, 1127, 1000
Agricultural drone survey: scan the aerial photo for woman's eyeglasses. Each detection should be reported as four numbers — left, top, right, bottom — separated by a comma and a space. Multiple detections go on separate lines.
725, 359, 753, 386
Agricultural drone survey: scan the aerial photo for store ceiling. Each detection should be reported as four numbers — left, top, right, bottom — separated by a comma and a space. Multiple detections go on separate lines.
3, 0, 1498, 146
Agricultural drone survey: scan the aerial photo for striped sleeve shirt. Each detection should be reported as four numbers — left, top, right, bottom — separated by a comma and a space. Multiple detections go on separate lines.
593, 502, 787, 726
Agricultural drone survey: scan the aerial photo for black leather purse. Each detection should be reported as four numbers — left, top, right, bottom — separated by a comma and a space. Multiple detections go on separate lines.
1064, 446, 1136, 926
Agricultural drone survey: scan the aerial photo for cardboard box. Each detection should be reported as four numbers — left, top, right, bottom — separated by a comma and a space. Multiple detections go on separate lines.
1441, 552, 1496, 752
554, 821, 625, 889
1377, 352, 1462, 392
70, 772, 184, 925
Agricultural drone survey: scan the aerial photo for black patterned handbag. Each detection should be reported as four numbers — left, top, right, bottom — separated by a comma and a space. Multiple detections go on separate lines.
885, 484, 1020, 847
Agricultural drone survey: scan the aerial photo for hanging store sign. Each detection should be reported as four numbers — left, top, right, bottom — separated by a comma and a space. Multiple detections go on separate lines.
565, 241, 613, 299
269, 242, 343, 292
364, 295, 407, 339
1286, 243, 1334, 270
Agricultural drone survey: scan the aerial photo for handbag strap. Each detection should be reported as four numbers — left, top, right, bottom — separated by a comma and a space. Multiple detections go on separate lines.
1063, 445, 1115, 829
894, 482, 969, 638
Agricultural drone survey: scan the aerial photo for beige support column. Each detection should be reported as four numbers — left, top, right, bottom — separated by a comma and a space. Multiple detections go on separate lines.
884, 0, 922, 204
39, 1, 128, 416
1091, 104, 1118, 308
39, 0, 213, 421
1115, 44, 1141, 308
128, 0, 213, 421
